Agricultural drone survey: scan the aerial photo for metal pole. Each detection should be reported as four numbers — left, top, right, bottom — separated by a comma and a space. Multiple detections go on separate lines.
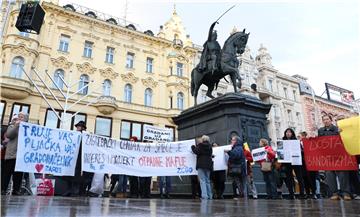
22, 67, 62, 120
60, 70, 72, 129
43, 69, 66, 98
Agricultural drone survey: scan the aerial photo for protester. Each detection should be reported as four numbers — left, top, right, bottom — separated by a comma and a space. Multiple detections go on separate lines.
159, 176, 171, 199
282, 128, 306, 199
225, 136, 247, 200
243, 143, 258, 199
61, 121, 88, 196
115, 175, 128, 198
192, 135, 213, 200
299, 131, 319, 199
191, 175, 201, 199
258, 138, 278, 199
318, 115, 352, 200
1, 112, 28, 195
128, 136, 140, 198
1, 125, 9, 195
210, 143, 226, 199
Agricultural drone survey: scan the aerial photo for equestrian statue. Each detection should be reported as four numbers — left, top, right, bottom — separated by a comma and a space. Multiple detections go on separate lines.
191, 21, 249, 106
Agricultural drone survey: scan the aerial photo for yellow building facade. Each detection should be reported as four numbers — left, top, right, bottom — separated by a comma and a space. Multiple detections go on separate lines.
0, 1, 199, 140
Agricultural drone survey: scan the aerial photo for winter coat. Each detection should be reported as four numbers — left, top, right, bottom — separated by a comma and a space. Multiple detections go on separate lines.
191, 141, 213, 171
318, 124, 339, 136
5, 124, 19, 160
258, 145, 276, 166
227, 143, 246, 176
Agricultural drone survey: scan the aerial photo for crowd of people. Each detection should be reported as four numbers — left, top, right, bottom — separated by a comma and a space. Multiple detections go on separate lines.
1, 112, 360, 201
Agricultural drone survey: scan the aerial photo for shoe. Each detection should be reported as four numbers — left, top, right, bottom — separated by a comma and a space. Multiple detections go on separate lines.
299, 194, 307, 200
116, 193, 125, 198
88, 192, 99, 197
165, 194, 171, 199
354, 195, 360, 200
12, 191, 22, 196
233, 197, 239, 200
343, 195, 352, 201
160, 194, 165, 199
252, 196, 258, 199
312, 195, 318, 200
330, 195, 340, 200
287, 195, 295, 200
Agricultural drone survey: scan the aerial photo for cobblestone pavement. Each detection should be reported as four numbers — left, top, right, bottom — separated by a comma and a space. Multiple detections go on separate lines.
1, 196, 360, 217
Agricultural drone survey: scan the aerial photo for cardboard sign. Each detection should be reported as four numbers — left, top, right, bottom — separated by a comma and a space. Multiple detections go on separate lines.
33, 178, 55, 196
15, 122, 81, 176
303, 135, 358, 171
142, 125, 174, 142
251, 147, 267, 162
276, 140, 302, 165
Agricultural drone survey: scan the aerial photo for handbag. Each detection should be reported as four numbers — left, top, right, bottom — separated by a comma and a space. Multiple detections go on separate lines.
261, 162, 272, 172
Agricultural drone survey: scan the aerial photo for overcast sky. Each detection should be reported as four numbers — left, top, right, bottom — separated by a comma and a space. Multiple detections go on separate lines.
60, 0, 360, 99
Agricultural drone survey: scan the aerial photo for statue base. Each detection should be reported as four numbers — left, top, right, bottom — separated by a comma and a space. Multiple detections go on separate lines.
171, 92, 272, 195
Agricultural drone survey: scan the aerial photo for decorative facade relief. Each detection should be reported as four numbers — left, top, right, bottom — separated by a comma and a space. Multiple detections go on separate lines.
50, 56, 73, 69
142, 77, 158, 88
76, 62, 97, 74
99, 67, 119, 79
121, 72, 139, 84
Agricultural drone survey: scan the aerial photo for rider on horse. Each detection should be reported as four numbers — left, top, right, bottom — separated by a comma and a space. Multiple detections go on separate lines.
198, 22, 221, 76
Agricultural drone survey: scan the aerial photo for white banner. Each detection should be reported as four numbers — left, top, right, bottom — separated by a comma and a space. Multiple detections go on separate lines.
276, 140, 302, 165
142, 125, 174, 142
15, 122, 81, 176
251, 147, 267, 162
82, 133, 197, 176
212, 145, 231, 171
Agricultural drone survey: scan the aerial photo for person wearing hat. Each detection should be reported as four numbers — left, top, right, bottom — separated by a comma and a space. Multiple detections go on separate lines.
75, 121, 87, 131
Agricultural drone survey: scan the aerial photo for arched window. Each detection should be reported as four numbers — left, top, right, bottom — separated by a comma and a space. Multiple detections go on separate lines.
79, 74, 89, 94
102, 79, 111, 96
53, 69, 65, 89
10, 56, 25, 78
144, 88, 152, 107
177, 92, 184, 110
124, 84, 132, 103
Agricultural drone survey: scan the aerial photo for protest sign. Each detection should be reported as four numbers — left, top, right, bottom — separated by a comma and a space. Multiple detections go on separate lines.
15, 122, 81, 176
303, 135, 358, 171
276, 140, 302, 165
212, 145, 231, 171
82, 133, 197, 176
143, 125, 174, 142
338, 116, 360, 155
251, 147, 267, 162
33, 178, 55, 196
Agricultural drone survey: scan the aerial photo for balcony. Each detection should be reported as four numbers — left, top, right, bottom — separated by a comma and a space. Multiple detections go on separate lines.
173, 39, 183, 49
0, 76, 32, 99
94, 96, 118, 115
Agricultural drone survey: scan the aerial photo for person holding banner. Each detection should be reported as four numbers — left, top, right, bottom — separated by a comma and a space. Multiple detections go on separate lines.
191, 135, 213, 200
128, 136, 140, 198
318, 114, 351, 200
225, 136, 247, 200
258, 139, 277, 199
1, 112, 28, 195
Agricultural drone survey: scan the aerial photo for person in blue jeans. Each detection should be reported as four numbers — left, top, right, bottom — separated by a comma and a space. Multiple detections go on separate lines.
115, 175, 128, 198
191, 135, 213, 200
159, 176, 171, 199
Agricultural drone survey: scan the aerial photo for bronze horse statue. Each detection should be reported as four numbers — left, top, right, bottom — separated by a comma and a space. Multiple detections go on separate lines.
191, 29, 249, 105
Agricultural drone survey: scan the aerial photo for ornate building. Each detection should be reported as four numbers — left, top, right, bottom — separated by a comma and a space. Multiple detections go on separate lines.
0, 1, 199, 140
294, 75, 357, 136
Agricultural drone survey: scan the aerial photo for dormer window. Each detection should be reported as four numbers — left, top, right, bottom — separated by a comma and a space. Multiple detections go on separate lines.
85, 11, 97, 19
106, 18, 117, 25
63, 4, 76, 12
126, 24, 136, 31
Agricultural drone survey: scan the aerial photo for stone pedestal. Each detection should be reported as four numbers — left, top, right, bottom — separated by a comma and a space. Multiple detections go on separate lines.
171, 92, 272, 195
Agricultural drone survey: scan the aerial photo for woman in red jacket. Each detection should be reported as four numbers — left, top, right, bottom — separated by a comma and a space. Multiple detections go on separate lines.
259, 138, 277, 199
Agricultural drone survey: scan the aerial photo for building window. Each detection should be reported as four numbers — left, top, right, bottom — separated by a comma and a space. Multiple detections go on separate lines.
83, 41, 93, 58
44, 109, 86, 130
102, 79, 111, 96
293, 90, 297, 101
79, 74, 89, 94
95, 116, 112, 137
10, 56, 24, 78
120, 120, 152, 141
169, 96, 173, 109
268, 79, 273, 91
105, 47, 114, 63
53, 69, 65, 90
124, 84, 132, 103
177, 92, 184, 110
19, 32, 29, 37
176, 62, 183, 77
0, 101, 6, 125
59, 34, 70, 52
287, 109, 293, 121
10, 103, 30, 121
283, 87, 288, 98
126, 52, 134, 68
144, 88, 152, 107
169, 66, 173, 75
146, 57, 153, 73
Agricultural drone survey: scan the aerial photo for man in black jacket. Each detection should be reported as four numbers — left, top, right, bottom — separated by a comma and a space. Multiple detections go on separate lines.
318, 115, 351, 200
